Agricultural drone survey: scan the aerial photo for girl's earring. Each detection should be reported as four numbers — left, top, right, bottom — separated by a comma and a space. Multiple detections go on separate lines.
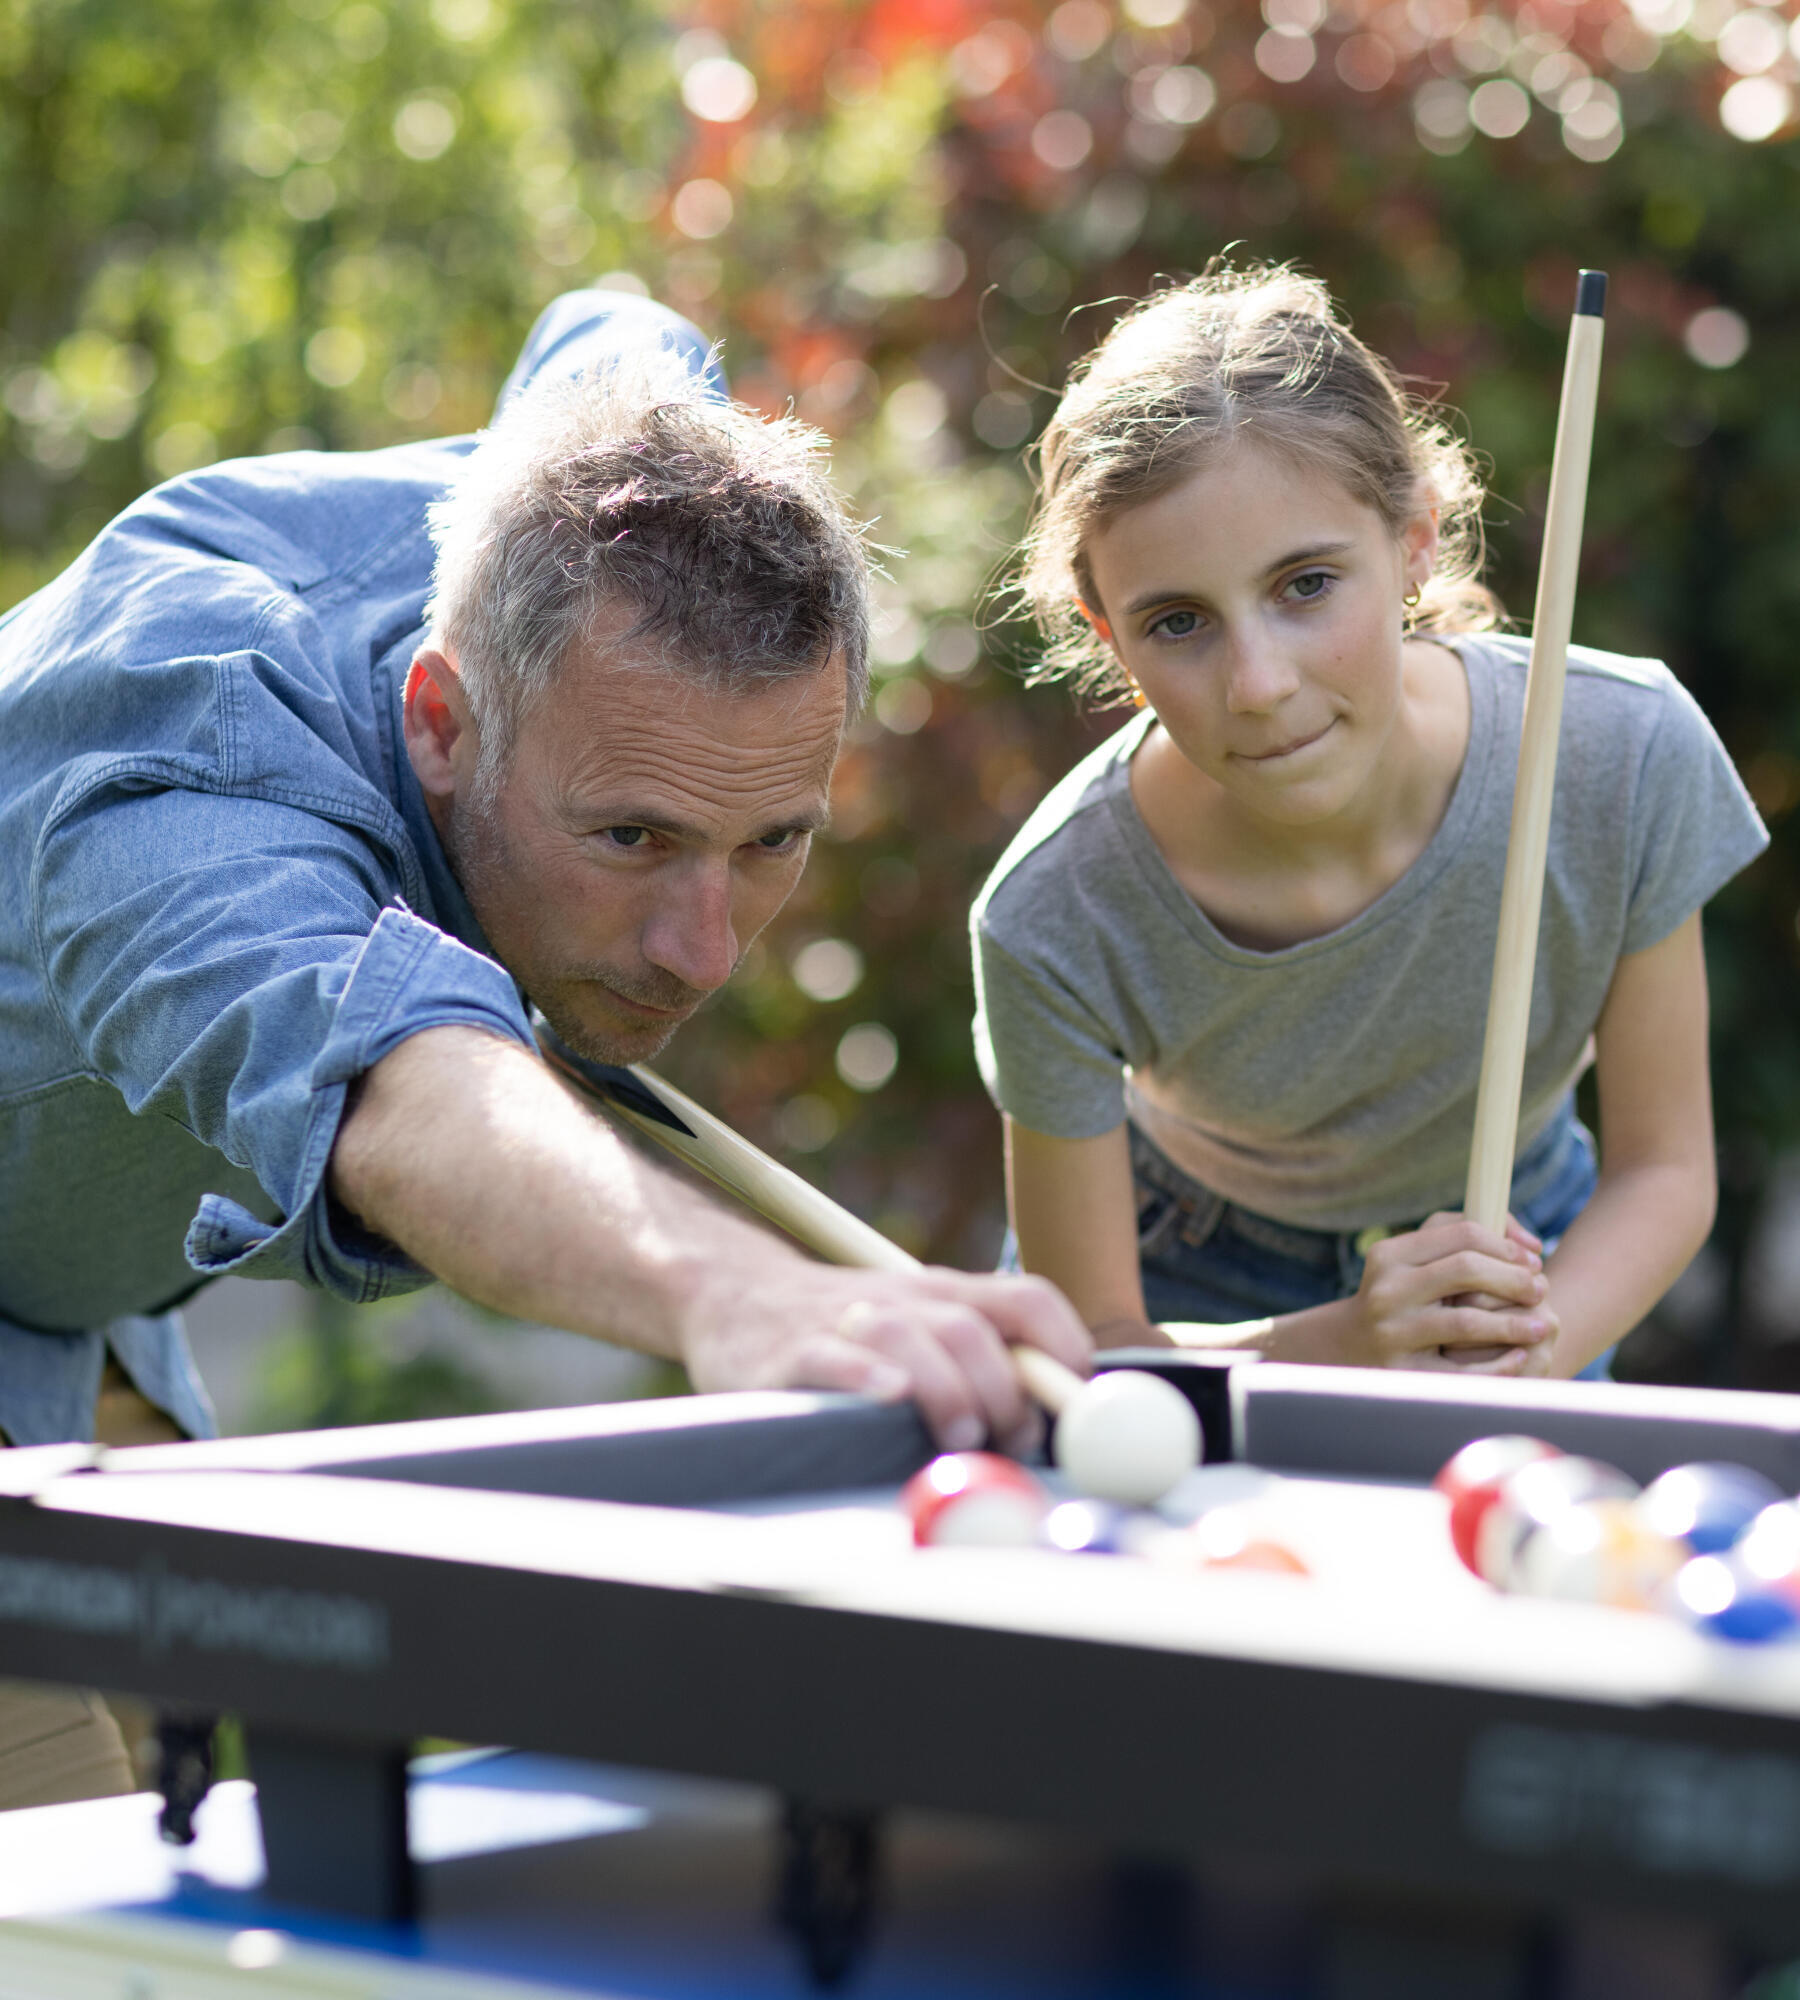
1128, 681, 1148, 710
1402, 583, 1422, 628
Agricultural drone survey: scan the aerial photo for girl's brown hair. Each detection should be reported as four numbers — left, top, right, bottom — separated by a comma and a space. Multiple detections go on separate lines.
1015, 263, 1501, 701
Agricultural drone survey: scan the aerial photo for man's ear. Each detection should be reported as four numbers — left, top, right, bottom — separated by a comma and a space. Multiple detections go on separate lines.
403, 647, 475, 800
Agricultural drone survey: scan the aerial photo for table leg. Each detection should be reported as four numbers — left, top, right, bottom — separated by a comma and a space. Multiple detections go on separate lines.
250, 1728, 415, 1923
774, 1796, 881, 1989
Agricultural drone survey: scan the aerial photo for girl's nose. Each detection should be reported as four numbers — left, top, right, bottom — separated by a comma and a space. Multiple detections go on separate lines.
1223, 622, 1302, 714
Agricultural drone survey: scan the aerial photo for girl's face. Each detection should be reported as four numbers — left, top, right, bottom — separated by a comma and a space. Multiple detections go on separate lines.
1084, 442, 1437, 829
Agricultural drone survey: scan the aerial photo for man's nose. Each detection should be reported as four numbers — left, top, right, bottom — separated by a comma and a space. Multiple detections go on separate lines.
640, 864, 739, 994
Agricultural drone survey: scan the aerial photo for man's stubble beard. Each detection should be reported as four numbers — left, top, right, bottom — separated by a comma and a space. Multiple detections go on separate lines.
444, 787, 704, 1069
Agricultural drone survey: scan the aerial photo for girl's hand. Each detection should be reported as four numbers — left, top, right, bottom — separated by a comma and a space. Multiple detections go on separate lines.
1340, 1212, 1556, 1373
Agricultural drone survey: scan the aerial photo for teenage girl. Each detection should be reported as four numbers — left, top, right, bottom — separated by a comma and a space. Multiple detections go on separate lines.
971, 266, 1766, 1378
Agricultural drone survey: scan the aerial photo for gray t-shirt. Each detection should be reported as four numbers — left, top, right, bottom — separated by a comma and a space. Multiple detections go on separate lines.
971, 636, 1768, 1232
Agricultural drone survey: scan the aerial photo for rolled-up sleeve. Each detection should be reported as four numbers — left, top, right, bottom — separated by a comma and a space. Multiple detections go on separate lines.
34, 777, 534, 1299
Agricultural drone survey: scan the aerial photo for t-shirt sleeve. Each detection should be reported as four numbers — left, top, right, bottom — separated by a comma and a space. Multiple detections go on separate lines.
1623, 674, 1769, 955
971, 917, 1130, 1140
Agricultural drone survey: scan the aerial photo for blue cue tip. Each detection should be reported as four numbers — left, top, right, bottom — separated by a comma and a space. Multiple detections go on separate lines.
1574, 270, 1608, 317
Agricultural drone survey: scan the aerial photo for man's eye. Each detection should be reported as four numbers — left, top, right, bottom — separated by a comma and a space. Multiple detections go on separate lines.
1149, 608, 1199, 639
603, 826, 650, 848
756, 829, 801, 852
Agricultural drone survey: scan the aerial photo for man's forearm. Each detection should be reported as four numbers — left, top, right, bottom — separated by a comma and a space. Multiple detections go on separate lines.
328, 1025, 803, 1357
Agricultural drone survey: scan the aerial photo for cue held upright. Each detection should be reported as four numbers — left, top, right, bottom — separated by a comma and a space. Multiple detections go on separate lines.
1457, 271, 1605, 1364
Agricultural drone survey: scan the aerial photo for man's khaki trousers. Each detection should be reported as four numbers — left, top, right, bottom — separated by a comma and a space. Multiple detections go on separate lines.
0, 1363, 186, 1810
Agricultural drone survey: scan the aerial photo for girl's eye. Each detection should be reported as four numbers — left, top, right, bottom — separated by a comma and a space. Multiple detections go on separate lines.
1149, 608, 1200, 639
1288, 570, 1332, 601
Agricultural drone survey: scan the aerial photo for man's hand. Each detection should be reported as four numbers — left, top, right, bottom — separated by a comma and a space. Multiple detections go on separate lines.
682, 1266, 1091, 1456
1336, 1212, 1556, 1374
331, 1026, 1092, 1451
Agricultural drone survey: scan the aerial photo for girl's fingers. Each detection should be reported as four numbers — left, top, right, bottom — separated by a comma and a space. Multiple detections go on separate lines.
1434, 1305, 1555, 1349
1413, 1342, 1537, 1376
1378, 1215, 1540, 1274
1430, 1251, 1546, 1306
1504, 1213, 1545, 1255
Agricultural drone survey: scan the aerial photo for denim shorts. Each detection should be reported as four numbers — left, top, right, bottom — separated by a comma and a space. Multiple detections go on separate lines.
1005, 1096, 1609, 1379
1132, 1096, 1609, 1379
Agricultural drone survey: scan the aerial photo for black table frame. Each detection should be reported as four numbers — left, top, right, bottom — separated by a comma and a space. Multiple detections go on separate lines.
3, 1358, 1800, 1985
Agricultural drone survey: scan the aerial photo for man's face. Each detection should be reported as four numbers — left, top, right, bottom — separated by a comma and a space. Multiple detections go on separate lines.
414, 628, 847, 1065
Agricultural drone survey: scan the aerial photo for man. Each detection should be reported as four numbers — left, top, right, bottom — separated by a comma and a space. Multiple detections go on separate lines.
0, 291, 1089, 1804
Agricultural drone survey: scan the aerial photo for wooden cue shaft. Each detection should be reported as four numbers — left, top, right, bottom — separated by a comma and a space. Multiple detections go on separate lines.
1464, 271, 1607, 1235
546, 1046, 1084, 1415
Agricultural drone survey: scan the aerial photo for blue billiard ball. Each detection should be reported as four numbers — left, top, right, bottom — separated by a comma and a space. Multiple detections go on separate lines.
1635, 1463, 1785, 1556
1042, 1499, 1142, 1556
1673, 1554, 1800, 1645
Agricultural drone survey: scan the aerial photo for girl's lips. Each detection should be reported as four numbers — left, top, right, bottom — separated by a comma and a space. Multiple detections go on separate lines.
1238, 720, 1333, 763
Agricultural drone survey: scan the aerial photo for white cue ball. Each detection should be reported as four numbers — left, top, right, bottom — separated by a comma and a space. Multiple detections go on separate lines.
1053, 1370, 1203, 1507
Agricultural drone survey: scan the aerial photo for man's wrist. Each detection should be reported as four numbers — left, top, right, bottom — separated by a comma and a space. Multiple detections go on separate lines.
650, 1199, 812, 1366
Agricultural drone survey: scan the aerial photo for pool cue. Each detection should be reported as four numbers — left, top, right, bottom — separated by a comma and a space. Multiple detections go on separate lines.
1455, 269, 1606, 1360
536, 1025, 1088, 1419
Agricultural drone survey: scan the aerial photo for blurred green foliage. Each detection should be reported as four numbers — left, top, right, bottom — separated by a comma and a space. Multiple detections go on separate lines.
5, 0, 1799, 1399
245, 1293, 502, 1431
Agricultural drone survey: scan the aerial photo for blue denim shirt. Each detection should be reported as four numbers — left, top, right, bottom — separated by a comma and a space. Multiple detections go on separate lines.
0, 292, 717, 1445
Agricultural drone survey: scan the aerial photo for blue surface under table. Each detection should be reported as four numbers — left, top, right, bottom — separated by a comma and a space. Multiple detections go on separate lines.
6, 1356, 1800, 1998
0, 1746, 1342, 1999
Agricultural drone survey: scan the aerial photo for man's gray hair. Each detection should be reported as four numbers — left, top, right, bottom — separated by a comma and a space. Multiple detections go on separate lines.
424, 346, 871, 786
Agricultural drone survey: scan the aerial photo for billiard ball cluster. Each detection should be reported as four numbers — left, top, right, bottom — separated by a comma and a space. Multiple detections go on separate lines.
1436, 1436, 1800, 1643
902, 1452, 1310, 1575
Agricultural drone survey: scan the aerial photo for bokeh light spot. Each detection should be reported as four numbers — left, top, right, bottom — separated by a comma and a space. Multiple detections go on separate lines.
682, 56, 758, 123
875, 678, 933, 735
671, 178, 734, 239
1469, 77, 1531, 136
1716, 8, 1785, 71
394, 95, 460, 162
334, 4, 388, 59
281, 167, 337, 220
1719, 74, 1792, 138
1685, 306, 1750, 368
776, 1094, 839, 1154
923, 623, 981, 680
884, 379, 949, 442
1336, 33, 1396, 90
1048, 0, 1111, 61
1414, 77, 1472, 150
837, 1023, 900, 1093
304, 326, 366, 388
150, 423, 219, 478
226, 1931, 287, 1972
973, 391, 1036, 449
430, 0, 496, 40
1218, 101, 1282, 157
793, 938, 865, 1003
1255, 28, 1317, 81
1032, 109, 1095, 169
1146, 65, 1216, 123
